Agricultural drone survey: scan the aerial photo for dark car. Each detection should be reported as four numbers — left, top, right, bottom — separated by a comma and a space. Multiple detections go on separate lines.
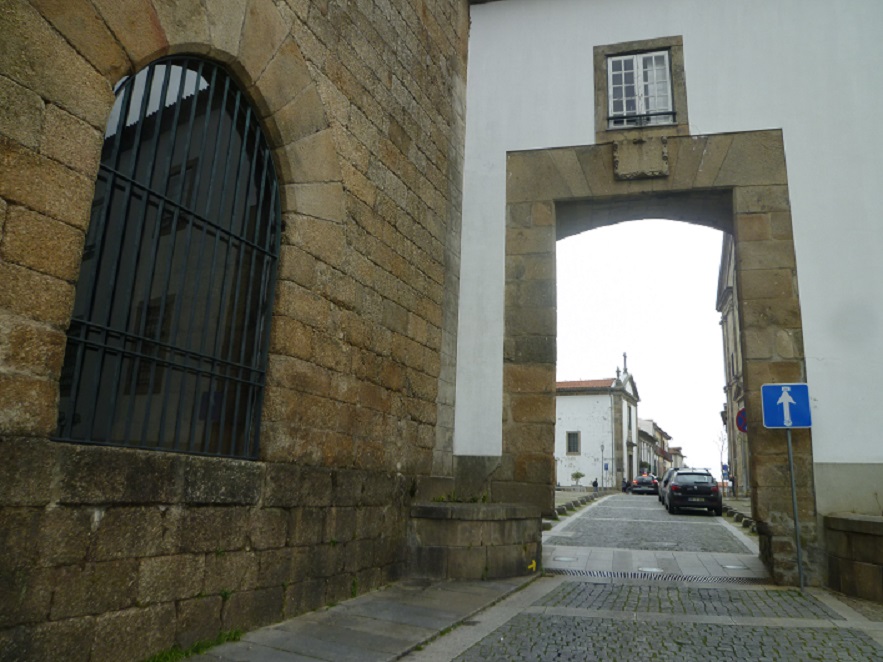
658, 467, 681, 504
666, 469, 722, 515
630, 474, 658, 495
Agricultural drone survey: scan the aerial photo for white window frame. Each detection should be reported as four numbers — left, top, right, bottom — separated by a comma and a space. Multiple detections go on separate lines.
566, 431, 581, 455
607, 50, 674, 128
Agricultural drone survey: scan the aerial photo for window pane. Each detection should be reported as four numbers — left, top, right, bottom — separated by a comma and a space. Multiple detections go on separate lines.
608, 50, 674, 127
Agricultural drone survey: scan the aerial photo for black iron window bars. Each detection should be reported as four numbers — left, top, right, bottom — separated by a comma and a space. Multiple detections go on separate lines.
56, 56, 281, 459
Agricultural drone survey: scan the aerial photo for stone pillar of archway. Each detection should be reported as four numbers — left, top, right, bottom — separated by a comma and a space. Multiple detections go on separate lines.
732, 182, 821, 585
496, 199, 558, 514
502, 131, 820, 585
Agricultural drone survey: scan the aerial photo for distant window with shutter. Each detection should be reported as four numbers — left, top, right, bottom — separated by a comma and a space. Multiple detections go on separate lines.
566, 431, 581, 455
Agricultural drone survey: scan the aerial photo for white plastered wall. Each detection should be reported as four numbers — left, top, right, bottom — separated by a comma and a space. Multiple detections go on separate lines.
555, 394, 611, 488
455, 0, 883, 514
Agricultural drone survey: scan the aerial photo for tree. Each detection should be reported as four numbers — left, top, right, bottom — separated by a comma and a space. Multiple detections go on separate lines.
571, 471, 585, 486
715, 430, 728, 479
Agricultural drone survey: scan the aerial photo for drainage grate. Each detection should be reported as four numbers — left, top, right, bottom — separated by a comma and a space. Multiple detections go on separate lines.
545, 568, 771, 585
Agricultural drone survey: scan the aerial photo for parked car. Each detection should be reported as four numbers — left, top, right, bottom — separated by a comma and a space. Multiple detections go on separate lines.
630, 474, 658, 495
665, 469, 722, 515
657, 467, 681, 504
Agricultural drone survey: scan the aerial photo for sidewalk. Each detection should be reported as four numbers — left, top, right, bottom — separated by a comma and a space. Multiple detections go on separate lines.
190, 576, 536, 661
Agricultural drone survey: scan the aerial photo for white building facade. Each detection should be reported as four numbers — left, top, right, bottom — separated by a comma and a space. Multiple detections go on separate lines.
455, 0, 883, 519
555, 375, 639, 489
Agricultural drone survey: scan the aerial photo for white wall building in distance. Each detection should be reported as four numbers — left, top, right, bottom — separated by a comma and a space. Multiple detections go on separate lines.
555, 370, 638, 489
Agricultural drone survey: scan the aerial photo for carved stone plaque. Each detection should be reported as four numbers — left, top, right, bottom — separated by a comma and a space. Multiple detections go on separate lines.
613, 136, 669, 180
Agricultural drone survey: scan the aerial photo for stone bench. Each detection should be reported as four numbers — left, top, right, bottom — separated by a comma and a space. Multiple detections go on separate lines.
408, 502, 542, 580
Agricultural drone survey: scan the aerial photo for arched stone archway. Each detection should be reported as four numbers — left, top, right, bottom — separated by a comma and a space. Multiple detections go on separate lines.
502, 131, 818, 585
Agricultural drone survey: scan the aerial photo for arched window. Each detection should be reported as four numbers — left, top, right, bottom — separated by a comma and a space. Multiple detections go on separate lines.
56, 57, 280, 459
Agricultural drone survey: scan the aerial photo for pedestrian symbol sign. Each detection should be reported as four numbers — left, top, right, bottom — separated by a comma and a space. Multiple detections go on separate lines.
761, 383, 812, 429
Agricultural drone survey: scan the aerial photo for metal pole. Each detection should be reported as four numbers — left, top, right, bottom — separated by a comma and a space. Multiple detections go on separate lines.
601, 444, 604, 489
786, 428, 805, 590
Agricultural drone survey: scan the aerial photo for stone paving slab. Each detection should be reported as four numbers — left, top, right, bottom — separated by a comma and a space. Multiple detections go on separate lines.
545, 494, 754, 555
189, 577, 535, 661
547, 514, 752, 553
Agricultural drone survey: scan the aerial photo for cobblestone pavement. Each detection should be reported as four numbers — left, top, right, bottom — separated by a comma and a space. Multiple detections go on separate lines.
405, 494, 883, 661
453, 612, 883, 661
546, 495, 752, 553
405, 577, 883, 661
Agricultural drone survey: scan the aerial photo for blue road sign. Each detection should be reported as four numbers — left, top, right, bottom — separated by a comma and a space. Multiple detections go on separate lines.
761, 383, 812, 429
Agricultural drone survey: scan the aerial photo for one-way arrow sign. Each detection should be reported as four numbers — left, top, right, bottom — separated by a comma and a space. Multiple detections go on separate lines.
761, 383, 812, 429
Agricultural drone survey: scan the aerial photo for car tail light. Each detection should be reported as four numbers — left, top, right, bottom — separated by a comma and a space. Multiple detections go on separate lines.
711, 485, 719, 493
652, 479, 658, 485
670, 484, 680, 492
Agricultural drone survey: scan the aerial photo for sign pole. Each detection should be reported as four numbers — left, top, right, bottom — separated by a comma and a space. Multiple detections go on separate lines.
785, 428, 805, 591
761, 383, 812, 590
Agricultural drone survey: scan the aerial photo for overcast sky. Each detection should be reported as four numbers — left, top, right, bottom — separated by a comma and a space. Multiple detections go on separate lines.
556, 219, 728, 476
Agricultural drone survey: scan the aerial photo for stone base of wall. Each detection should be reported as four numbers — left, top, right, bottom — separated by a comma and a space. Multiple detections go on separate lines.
756, 520, 824, 587
825, 513, 883, 604
0, 438, 411, 661
408, 503, 541, 580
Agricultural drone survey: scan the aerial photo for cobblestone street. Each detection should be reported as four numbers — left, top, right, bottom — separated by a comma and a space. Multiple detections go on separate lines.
453, 609, 883, 661
405, 494, 883, 661
546, 496, 752, 553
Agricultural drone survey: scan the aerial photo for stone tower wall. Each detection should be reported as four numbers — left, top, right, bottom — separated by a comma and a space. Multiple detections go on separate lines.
0, 1, 469, 659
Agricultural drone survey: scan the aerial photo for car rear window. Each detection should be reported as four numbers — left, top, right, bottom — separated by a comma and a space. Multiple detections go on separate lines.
675, 473, 713, 485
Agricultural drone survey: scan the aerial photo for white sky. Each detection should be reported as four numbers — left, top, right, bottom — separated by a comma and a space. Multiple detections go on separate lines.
556, 219, 728, 477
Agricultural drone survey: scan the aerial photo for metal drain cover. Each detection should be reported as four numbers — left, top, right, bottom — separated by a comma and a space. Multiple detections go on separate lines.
553, 556, 578, 562
545, 568, 771, 585
637, 567, 664, 573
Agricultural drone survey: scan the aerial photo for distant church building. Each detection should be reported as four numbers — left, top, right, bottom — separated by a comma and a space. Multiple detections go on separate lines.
555, 361, 639, 489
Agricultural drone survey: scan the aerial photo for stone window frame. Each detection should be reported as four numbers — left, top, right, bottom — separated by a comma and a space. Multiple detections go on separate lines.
566, 431, 581, 455
594, 36, 689, 143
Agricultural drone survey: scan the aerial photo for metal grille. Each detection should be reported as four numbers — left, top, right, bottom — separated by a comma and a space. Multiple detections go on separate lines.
55, 57, 280, 459
545, 569, 772, 585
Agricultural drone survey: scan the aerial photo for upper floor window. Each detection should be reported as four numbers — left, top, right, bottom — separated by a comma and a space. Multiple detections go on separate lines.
607, 51, 673, 128
55, 56, 281, 459
593, 36, 688, 142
